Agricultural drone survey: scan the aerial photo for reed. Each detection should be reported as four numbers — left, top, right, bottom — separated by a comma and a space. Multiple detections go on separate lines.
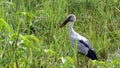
0, 0, 120, 67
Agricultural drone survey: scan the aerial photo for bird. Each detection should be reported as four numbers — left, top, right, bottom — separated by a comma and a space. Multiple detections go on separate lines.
60, 14, 97, 60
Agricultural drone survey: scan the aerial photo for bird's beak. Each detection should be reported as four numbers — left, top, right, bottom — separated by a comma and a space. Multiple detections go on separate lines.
60, 17, 70, 28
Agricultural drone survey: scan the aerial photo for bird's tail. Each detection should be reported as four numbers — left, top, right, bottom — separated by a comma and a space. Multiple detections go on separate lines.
86, 49, 97, 60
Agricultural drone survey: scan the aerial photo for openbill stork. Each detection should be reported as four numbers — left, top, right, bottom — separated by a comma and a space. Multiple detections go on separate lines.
60, 14, 97, 60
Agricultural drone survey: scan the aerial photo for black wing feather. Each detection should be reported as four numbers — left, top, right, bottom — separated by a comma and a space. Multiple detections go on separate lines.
79, 40, 89, 48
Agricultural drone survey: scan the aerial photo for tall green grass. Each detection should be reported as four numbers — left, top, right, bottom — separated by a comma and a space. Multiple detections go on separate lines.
0, 0, 120, 68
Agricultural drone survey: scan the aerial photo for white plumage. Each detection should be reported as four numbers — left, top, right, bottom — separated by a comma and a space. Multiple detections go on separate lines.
60, 14, 97, 60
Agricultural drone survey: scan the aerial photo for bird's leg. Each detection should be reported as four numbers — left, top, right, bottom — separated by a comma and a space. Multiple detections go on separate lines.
77, 54, 79, 68
85, 56, 89, 68
77, 57, 78, 68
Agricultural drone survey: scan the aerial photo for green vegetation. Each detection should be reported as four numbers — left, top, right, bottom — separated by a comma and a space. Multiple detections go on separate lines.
0, 0, 120, 68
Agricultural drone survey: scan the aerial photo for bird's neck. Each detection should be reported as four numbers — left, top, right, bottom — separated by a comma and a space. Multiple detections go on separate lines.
69, 22, 75, 34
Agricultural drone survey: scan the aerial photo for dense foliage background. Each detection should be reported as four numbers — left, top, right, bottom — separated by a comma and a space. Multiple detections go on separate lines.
0, 0, 120, 68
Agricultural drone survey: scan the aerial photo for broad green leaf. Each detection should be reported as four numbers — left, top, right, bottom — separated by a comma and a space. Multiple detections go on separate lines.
19, 34, 39, 50
0, 22, 3, 32
24, 35, 40, 44
0, 18, 11, 33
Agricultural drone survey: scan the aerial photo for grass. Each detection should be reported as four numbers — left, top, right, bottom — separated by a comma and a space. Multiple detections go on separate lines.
0, 0, 120, 68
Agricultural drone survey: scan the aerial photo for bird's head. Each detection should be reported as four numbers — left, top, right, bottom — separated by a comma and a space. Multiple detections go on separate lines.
60, 14, 76, 28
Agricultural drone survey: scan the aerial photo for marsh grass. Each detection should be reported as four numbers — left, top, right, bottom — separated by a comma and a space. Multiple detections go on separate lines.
0, 0, 120, 68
